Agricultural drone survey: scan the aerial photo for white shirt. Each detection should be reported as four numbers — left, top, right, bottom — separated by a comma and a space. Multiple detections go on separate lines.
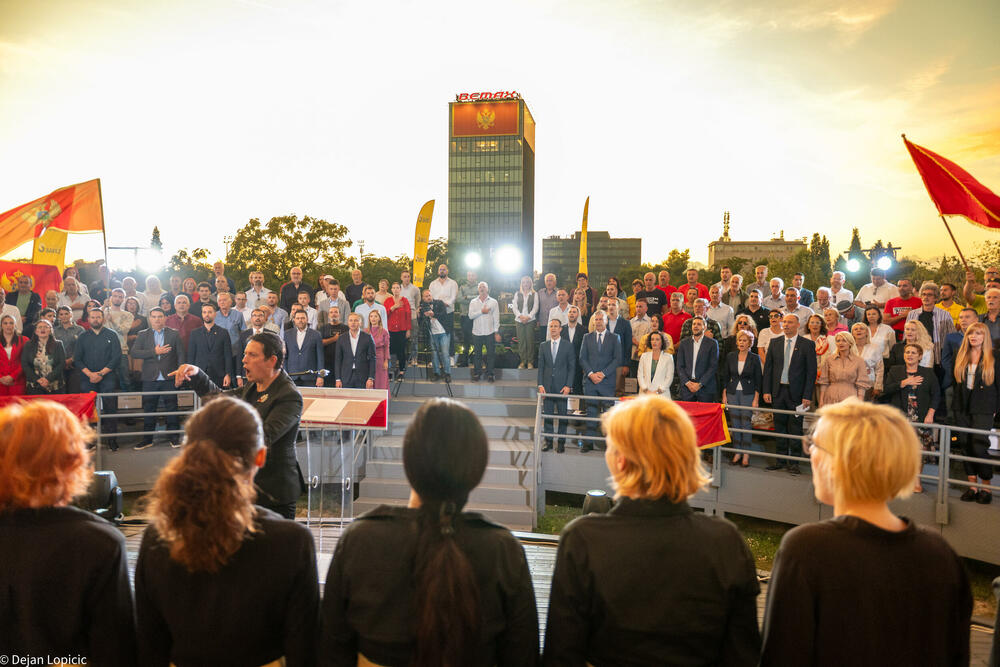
736, 357, 746, 391
469, 296, 500, 335
512, 290, 539, 322
429, 277, 459, 313
707, 302, 735, 336
868, 323, 896, 358
244, 286, 273, 309
564, 324, 580, 343
350, 331, 360, 356
758, 328, 781, 356
782, 305, 814, 334
690, 335, 704, 380
762, 294, 785, 311
856, 282, 899, 306
429, 315, 445, 335
295, 328, 307, 349
829, 287, 854, 305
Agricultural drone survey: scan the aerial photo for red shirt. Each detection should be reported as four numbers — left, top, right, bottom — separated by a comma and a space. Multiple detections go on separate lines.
681, 282, 711, 301
884, 296, 922, 333
660, 310, 692, 347
657, 284, 678, 299
165, 313, 202, 347
384, 297, 412, 332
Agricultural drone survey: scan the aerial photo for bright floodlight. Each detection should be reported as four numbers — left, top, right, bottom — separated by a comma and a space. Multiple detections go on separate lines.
495, 245, 523, 274
876, 255, 893, 271
464, 251, 482, 269
846, 258, 861, 273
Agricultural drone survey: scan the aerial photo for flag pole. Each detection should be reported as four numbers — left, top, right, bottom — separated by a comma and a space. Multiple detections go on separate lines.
939, 214, 971, 274
97, 178, 108, 271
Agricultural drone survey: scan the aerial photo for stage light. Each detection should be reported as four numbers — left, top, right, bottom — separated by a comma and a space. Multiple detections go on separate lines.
582, 489, 612, 515
846, 258, 861, 273
494, 245, 522, 274
464, 251, 482, 269
876, 255, 893, 271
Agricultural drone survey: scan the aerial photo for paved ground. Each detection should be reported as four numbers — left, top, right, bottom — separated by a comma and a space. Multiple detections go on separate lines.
121, 521, 995, 663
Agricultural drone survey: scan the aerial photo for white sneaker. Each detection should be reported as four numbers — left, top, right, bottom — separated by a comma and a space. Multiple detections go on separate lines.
450, 356, 456, 366
134, 442, 154, 451
170, 441, 183, 449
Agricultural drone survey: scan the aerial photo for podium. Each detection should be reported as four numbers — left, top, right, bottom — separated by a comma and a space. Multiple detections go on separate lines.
297, 387, 388, 549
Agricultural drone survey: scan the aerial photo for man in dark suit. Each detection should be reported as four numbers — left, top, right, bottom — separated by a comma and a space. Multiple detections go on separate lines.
605, 299, 633, 396
579, 310, 621, 453
675, 316, 720, 402
236, 307, 269, 386
172, 332, 304, 519
538, 318, 577, 453
940, 307, 978, 422
130, 307, 184, 450
563, 306, 586, 405
335, 312, 376, 389
762, 313, 817, 474
283, 310, 324, 387
187, 301, 233, 388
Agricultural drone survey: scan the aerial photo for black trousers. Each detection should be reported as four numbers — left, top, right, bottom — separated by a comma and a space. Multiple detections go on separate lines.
459, 315, 473, 362
954, 411, 996, 480
543, 395, 569, 445
389, 330, 409, 370
471, 334, 496, 377
772, 384, 804, 457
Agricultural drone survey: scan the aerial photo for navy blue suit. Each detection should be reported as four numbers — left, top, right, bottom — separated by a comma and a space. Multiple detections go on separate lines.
579, 329, 621, 442
188, 324, 234, 387
283, 327, 324, 386
940, 331, 964, 390
538, 336, 577, 448
762, 334, 817, 457
334, 331, 376, 388
675, 335, 720, 401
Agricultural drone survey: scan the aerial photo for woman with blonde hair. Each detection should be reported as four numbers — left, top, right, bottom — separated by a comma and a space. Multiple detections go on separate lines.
887, 320, 934, 370
851, 322, 884, 398
817, 331, 871, 406
136, 396, 318, 666
951, 322, 999, 503
761, 399, 971, 665
572, 287, 591, 329
544, 394, 761, 665
0, 401, 137, 664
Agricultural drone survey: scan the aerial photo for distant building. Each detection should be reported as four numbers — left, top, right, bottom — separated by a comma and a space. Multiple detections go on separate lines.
448, 92, 535, 281
542, 231, 641, 289
707, 212, 807, 267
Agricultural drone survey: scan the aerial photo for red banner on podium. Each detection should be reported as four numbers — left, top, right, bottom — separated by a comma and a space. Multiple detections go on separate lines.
0, 392, 97, 421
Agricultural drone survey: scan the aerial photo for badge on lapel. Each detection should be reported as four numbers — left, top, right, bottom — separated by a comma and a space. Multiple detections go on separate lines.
258, 394, 269, 403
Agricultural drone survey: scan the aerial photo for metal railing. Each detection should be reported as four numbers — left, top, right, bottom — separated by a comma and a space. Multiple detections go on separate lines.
532, 393, 1000, 525
93, 390, 201, 467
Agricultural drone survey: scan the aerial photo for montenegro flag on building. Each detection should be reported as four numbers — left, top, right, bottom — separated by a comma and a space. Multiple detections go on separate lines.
903, 136, 1000, 229
0, 179, 104, 260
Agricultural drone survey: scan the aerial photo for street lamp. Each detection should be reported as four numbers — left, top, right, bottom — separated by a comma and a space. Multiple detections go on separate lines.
494, 245, 522, 274
464, 251, 482, 269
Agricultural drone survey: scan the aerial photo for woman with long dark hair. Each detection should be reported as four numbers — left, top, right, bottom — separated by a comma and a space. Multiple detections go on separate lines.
322, 398, 539, 666
0, 314, 28, 396
135, 396, 319, 666
21, 318, 66, 394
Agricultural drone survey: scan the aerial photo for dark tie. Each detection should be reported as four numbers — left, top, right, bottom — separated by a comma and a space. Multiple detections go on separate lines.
598, 333, 604, 347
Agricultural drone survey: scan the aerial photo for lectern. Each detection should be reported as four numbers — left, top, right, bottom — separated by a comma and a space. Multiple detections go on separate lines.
297, 387, 389, 550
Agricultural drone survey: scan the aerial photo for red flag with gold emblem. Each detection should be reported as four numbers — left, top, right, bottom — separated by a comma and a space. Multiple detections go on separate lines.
903, 137, 1000, 229
0, 179, 104, 256
0, 261, 63, 298
621, 397, 731, 448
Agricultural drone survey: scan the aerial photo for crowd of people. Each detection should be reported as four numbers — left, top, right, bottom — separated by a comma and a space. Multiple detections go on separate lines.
1, 259, 998, 498
0, 393, 975, 665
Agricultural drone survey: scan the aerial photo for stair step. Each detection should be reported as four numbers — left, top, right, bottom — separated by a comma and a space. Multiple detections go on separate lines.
383, 416, 537, 440
416, 367, 538, 382
399, 380, 538, 400
372, 434, 534, 466
368, 460, 532, 486
361, 477, 532, 506
389, 398, 538, 418
353, 496, 534, 532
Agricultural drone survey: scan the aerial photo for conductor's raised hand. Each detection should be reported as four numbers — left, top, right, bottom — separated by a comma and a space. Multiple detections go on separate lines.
168, 364, 200, 387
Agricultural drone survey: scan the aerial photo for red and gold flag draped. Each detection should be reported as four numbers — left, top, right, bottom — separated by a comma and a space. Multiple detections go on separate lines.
903, 136, 1000, 230
0, 179, 104, 256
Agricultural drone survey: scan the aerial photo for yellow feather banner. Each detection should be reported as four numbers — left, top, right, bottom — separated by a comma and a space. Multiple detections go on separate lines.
411, 200, 435, 288
578, 196, 589, 275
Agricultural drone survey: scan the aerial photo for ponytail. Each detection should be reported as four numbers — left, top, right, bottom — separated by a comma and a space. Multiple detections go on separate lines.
412, 500, 481, 667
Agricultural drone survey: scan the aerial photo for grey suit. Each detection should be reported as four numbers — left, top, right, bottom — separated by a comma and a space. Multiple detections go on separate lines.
538, 337, 577, 449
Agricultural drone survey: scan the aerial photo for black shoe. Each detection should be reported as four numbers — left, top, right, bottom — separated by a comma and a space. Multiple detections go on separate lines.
108, 441, 119, 452
444, 373, 452, 383
487, 374, 495, 383
541, 441, 553, 452
787, 464, 801, 475
431, 373, 440, 382
960, 488, 978, 502
471, 374, 480, 382
766, 463, 786, 471
580, 443, 593, 453
976, 490, 993, 504
556, 442, 565, 453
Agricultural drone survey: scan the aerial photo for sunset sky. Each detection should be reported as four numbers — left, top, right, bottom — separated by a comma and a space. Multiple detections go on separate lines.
1, 0, 998, 271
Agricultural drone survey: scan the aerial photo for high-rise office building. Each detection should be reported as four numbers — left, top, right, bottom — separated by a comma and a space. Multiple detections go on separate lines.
542, 231, 642, 289
448, 92, 535, 281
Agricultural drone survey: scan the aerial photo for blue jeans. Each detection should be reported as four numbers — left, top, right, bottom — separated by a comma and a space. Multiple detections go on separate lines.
81, 373, 119, 439
430, 332, 450, 375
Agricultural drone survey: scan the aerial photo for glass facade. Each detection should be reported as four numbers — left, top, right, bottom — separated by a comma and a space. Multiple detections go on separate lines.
542, 232, 642, 289
448, 100, 535, 278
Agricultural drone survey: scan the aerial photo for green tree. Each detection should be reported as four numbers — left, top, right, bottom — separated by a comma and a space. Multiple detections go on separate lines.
665, 249, 691, 284
808, 234, 832, 287
421, 237, 449, 286
226, 214, 352, 288
150, 226, 163, 251
167, 248, 213, 282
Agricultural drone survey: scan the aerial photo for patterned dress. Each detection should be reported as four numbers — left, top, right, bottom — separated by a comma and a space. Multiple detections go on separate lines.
370, 325, 390, 390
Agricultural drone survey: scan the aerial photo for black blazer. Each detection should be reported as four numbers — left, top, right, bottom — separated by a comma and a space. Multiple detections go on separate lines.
20, 337, 66, 387
131, 326, 185, 382
321, 505, 539, 666
135, 507, 318, 667
188, 324, 234, 382
538, 337, 576, 393
562, 324, 586, 393
883, 365, 940, 420
950, 357, 1000, 416
0, 506, 137, 665
189, 369, 304, 505
675, 335, 720, 398
722, 350, 763, 396
606, 317, 632, 370
544, 497, 760, 666
334, 331, 376, 388
762, 335, 817, 402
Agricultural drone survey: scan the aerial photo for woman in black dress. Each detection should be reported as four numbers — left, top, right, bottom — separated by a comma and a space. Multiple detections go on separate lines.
883, 343, 940, 493
0, 401, 136, 664
761, 398, 971, 665
136, 396, 319, 666
544, 394, 761, 666
321, 398, 539, 666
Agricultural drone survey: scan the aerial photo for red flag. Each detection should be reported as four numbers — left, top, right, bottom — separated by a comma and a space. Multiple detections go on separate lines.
0, 261, 63, 297
0, 393, 97, 421
903, 136, 1000, 230
0, 179, 104, 256
621, 397, 731, 448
